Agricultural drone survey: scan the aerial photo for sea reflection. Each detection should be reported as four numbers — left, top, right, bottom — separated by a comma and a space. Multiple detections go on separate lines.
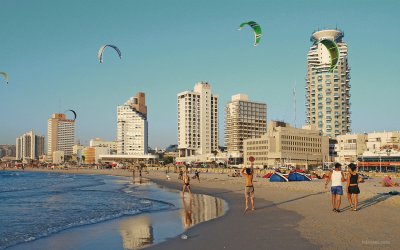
118, 193, 225, 249
119, 217, 154, 250
181, 194, 225, 230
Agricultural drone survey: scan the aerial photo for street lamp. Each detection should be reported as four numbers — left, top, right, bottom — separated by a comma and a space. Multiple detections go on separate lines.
386, 149, 392, 172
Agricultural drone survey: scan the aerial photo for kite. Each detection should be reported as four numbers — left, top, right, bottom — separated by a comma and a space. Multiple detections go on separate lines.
319, 39, 339, 72
0, 72, 8, 84
65, 110, 77, 121
238, 21, 262, 46
98, 45, 122, 63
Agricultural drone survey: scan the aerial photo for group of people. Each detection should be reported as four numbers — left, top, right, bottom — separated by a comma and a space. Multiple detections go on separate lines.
325, 162, 362, 212
179, 161, 395, 214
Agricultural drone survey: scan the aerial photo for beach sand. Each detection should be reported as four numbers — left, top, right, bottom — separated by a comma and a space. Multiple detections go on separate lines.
7, 168, 400, 250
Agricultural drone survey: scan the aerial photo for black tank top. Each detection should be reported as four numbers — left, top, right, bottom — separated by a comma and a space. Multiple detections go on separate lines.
350, 173, 358, 184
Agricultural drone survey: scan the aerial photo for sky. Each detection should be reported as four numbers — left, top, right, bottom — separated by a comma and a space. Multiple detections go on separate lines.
1, 0, 400, 148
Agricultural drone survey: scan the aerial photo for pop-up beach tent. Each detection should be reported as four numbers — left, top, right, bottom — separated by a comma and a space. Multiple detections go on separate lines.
288, 172, 312, 182
269, 173, 289, 182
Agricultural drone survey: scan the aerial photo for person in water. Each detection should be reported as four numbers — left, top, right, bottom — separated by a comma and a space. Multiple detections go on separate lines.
182, 170, 192, 196
346, 163, 362, 211
241, 163, 255, 212
325, 163, 345, 212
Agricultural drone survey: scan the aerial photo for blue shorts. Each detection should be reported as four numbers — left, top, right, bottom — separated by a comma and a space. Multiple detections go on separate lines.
331, 186, 343, 195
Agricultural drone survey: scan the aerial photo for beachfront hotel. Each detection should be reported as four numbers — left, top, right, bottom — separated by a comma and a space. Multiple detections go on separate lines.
224, 94, 267, 164
243, 121, 329, 169
117, 92, 148, 155
47, 113, 75, 157
15, 131, 45, 161
177, 82, 219, 159
305, 29, 351, 138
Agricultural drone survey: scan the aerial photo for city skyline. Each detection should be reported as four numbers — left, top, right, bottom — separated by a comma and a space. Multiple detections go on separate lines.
1, 0, 400, 148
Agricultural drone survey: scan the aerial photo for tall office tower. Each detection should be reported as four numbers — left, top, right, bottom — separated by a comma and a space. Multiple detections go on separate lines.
225, 94, 267, 159
177, 82, 219, 157
305, 29, 351, 138
16, 131, 45, 160
117, 92, 148, 155
47, 114, 75, 156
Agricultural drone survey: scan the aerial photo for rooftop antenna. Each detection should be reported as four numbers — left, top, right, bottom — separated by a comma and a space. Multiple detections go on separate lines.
293, 81, 297, 128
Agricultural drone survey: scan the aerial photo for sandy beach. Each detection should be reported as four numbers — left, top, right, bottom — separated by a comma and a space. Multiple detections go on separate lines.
6, 167, 400, 250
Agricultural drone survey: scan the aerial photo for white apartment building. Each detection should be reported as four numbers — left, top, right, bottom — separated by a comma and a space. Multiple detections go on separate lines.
225, 94, 267, 160
244, 121, 329, 169
16, 131, 45, 161
335, 134, 367, 164
306, 29, 351, 138
365, 131, 400, 153
47, 113, 75, 156
117, 92, 148, 155
177, 82, 218, 158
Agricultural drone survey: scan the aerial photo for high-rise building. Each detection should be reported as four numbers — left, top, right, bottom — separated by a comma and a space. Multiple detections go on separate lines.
16, 131, 45, 161
117, 92, 148, 155
225, 94, 267, 161
47, 113, 75, 156
305, 29, 351, 138
177, 82, 218, 157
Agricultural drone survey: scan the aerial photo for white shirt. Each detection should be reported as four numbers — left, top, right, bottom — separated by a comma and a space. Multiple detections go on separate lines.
331, 170, 343, 187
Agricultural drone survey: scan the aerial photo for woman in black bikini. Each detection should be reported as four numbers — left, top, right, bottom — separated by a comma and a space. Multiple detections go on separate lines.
346, 163, 362, 211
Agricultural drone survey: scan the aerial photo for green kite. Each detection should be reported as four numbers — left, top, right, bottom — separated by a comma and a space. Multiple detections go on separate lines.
0, 72, 8, 84
238, 21, 262, 46
319, 39, 339, 72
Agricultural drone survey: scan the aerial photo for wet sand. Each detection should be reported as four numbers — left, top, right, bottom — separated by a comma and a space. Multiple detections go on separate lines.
7, 168, 400, 250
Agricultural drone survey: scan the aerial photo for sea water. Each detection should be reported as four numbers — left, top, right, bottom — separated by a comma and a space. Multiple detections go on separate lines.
0, 171, 173, 249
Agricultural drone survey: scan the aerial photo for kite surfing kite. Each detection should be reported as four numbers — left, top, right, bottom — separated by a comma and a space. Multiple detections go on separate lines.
65, 110, 77, 121
319, 39, 339, 72
238, 21, 262, 46
0, 72, 8, 84
98, 45, 122, 63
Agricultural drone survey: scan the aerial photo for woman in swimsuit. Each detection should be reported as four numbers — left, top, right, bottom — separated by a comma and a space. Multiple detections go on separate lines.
346, 163, 362, 211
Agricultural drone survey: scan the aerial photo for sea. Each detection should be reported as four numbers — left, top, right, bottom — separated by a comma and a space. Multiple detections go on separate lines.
0, 171, 174, 250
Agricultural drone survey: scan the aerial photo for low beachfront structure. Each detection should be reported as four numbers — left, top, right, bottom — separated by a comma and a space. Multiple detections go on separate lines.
335, 133, 367, 164
99, 154, 158, 165
243, 121, 329, 169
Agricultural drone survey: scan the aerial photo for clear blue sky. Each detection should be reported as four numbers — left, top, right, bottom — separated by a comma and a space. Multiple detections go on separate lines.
1, 0, 399, 148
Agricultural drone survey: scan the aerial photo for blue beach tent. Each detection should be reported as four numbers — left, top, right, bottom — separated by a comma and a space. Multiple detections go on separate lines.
269, 173, 289, 182
288, 172, 311, 182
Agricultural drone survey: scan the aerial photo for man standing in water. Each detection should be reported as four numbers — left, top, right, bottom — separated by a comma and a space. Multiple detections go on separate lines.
241, 157, 255, 212
182, 170, 192, 197
325, 163, 345, 212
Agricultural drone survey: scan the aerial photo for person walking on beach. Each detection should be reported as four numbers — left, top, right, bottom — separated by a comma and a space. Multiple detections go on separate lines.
182, 171, 192, 196
241, 163, 255, 212
325, 163, 345, 212
194, 169, 200, 183
346, 163, 362, 211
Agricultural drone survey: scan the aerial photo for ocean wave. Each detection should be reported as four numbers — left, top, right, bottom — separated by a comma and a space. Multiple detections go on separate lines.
0, 172, 175, 250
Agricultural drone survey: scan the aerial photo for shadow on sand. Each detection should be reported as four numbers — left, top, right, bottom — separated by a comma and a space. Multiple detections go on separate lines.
257, 191, 328, 210
356, 193, 395, 211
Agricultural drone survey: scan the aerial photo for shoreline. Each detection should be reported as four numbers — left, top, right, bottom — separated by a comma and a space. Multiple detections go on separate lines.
4, 168, 400, 249
3, 169, 228, 250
